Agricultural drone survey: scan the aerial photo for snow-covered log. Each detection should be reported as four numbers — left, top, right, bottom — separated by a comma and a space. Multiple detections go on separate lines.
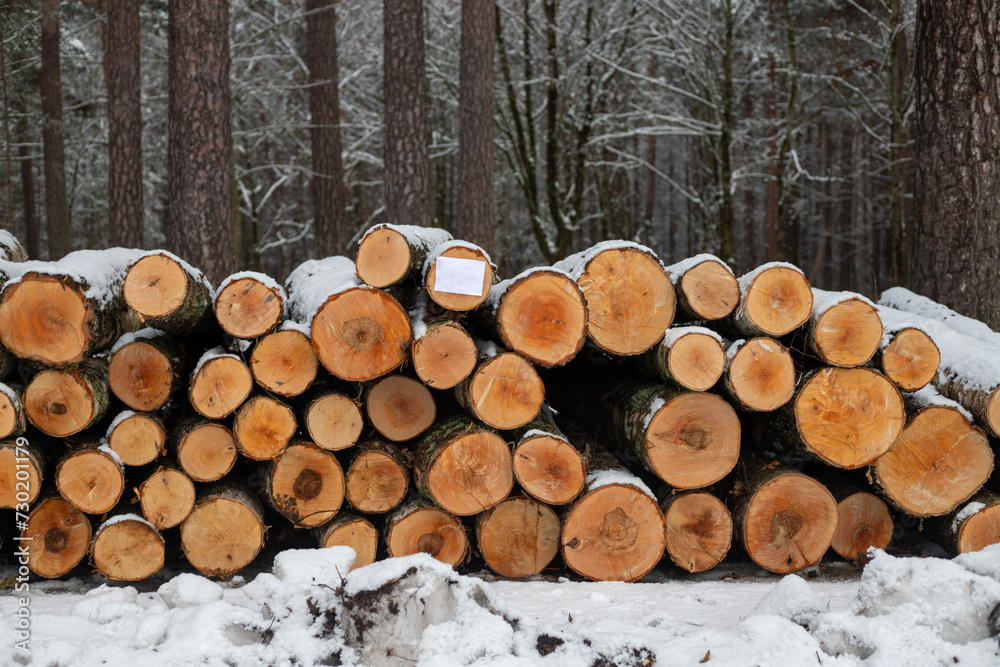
314, 512, 379, 571
385, 499, 469, 567
806, 289, 883, 368
92, 512, 165, 581
106, 410, 166, 466
188, 347, 253, 419
214, 271, 287, 339
871, 304, 941, 391
123, 250, 213, 336
108, 328, 187, 412
248, 323, 318, 397
728, 262, 813, 338
881, 286, 1000, 349
720, 337, 796, 412
510, 408, 586, 506
54, 442, 125, 514
355, 223, 453, 288
633, 325, 726, 392
667, 253, 740, 321
179, 483, 266, 577
422, 240, 495, 311
922, 490, 1000, 555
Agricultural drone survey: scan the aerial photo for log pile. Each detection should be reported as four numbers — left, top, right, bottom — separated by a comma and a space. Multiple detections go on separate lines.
1, 227, 998, 584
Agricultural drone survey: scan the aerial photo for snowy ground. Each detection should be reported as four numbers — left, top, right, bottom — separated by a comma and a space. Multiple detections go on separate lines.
1, 544, 998, 667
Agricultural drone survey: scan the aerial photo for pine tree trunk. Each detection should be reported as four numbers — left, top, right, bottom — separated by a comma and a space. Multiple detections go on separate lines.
106, 411, 166, 467
355, 224, 452, 288
24, 359, 111, 437
173, 416, 238, 482
511, 410, 586, 506
365, 374, 436, 442
40, 0, 69, 259
385, 500, 468, 566
249, 327, 318, 397
188, 351, 253, 419
55, 443, 125, 514
300, 384, 364, 451
106, 0, 143, 247
720, 337, 796, 412
661, 491, 733, 573
666, 255, 740, 322
108, 331, 187, 412
634, 326, 726, 392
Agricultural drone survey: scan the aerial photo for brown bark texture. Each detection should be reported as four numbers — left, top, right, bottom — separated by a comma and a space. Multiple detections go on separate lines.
106, 0, 143, 248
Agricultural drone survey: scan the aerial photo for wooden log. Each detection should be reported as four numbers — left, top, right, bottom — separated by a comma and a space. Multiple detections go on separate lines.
92, 512, 165, 581
872, 324, 940, 392
314, 512, 379, 571
634, 326, 725, 392
214, 271, 286, 339
123, 251, 213, 336
233, 395, 297, 460
355, 223, 453, 288
412, 416, 513, 516
880, 286, 1000, 349
0, 248, 142, 366
769, 367, 905, 469
24, 359, 111, 437
561, 447, 666, 582
830, 489, 893, 562
0, 438, 46, 508
188, 348, 253, 419
0, 229, 28, 262
285, 256, 411, 382
661, 491, 733, 573
478, 267, 587, 367
264, 441, 344, 527
0, 344, 16, 383
248, 323, 318, 397
0, 383, 27, 441
55, 444, 125, 514
301, 385, 364, 451
138, 466, 197, 530
729, 262, 813, 338
411, 317, 478, 389
510, 410, 586, 506
477, 495, 560, 578
720, 337, 796, 412
553, 241, 675, 356
455, 345, 545, 430
365, 374, 436, 442
343, 439, 410, 514
107, 329, 188, 412
22, 496, 91, 578
922, 490, 1000, 554
423, 240, 495, 311
180, 484, 266, 577
872, 396, 994, 517
174, 417, 238, 482
805, 290, 883, 368
385, 500, 469, 567
106, 411, 166, 467
734, 460, 838, 574
666, 254, 740, 321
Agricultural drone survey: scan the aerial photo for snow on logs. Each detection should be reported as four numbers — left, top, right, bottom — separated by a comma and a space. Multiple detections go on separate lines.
122, 251, 213, 336
355, 223, 453, 289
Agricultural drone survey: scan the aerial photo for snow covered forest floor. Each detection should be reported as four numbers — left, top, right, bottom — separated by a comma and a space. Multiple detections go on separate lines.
1, 542, 998, 667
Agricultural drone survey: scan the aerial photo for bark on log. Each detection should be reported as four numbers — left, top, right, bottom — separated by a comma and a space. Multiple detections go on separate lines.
385, 500, 469, 567
0, 383, 26, 439
314, 512, 379, 571
805, 290, 883, 368
412, 416, 513, 516
720, 337, 796, 411
173, 417, 238, 482
138, 466, 196, 530
249, 324, 318, 397
123, 251, 213, 336
0, 231, 28, 262
25, 359, 111, 437
214, 272, 286, 339
661, 491, 733, 573
285, 256, 411, 382
728, 263, 813, 338
478, 267, 587, 367
108, 329, 187, 412
355, 223, 453, 288
922, 490, 1000, 555
233, 395, 297, 460
455, 346, 545, 430
343, 439, 410, 514
510, 410, 586, 506
180, 484, 266, 577
0, 438, 45, 507
553, 242, 675, 356
733, 459, 838, 574
106, 411, 166, 467
477, 495, 560, 578
92, 513, 165, 581
55, 444, 125, 514
264, 441, 344, 528
300, 384, 364, 451
666, 254, 740, 321
188, 349, 253, 419
634, 326, 726, 392
365, 374, 436, 442
23, 496, 91, 578
411, 317, 477, 389
423, 240, 495, 311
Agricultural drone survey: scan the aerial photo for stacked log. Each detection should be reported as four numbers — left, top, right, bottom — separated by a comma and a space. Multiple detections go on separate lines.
0, 227, 997, 586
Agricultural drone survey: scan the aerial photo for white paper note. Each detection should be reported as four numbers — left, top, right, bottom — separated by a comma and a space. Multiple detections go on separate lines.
434, 257, 487, 296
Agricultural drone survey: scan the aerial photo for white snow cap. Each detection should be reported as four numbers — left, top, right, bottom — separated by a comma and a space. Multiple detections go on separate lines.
553, 240, 663, 280
881, 286, 1000, 349
737, 261, 805, 296
217, 271, 287, 311
810, 287, 876, 319
110, 327, 166, 355
284, 256, 360, 324
585, 468, 656, 500
666, 253, 734, 284
422, 239, 497, 278
360, 222, 453, 249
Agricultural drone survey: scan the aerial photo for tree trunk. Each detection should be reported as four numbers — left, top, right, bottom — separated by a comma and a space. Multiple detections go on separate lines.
233, 395, 296, 461
803, 291, 883, 368
720, 337, 796, 412
355, 223, 452, 288
635, 326, 726, 393
728, 263, 813, 338
314, 512, 379, 571
264, 441, 344, 527
871, 304, 941, 391
18, 123, 39, 259
167, 0, 233, 286
55, 443, 125, 514
411, 316, 477, 390
106, 0, 143, 248
912, 0, 1000, 328
477, 496, 559, 579
0, 382, 26, 439
40, 0, 69, 259
423, 241, 495, 312
138, 466, 196, 530
454, 348, 544, 430
455, 0, 496, 256
511, 409, 586, 506
306, 0, 350, 257
666, 255, 740, 322
300, 384, 364, 451
343, 439, 410, 514
23, 496, 91, 578
24, 359, 111, 437
214, 273, 286, 339
188, 349, 253, 419
922, 490, 1000, 555
384, 0, 430, 228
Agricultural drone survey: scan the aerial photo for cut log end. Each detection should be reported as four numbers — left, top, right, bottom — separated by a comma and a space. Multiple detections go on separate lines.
424, 429, 513, 516
666, 331, 726, 392
740, 267, 813, 337
312, 288, 411, 382
108, 413, 166, 467
496, 271, 587, 367
180, 488, 265, 577
580, 248, 675, 356
956, 504, 1000, 554
794, 367, 905, 469
813, 298, 883, 367
215, 277, 284, 339
677, 259, 740, 320
234, 396, 297, 461
0, 277, 91, 366
412, 320, 478, 389
726, 338, 796, 411
189, 356, 253, 420
108, 341, 176, 412
425, 245, 494, 311
139, 468, 196, 530
561, 484, 666, 582
56, 449, 125, 514
317, 515, 379, 571
387, 506, 468, 567
250, 329, 318, 397
367, 375, 436, 442
93, 517, 165, 581
512, 434, 585, 506
124, 254, 189, 318
0, 387, 25, 439
662, 492, 733, 573
268, 443, 344, 527
880, 327, 940, 391
741, 473, 838, 574
477, 497, 560, 578
831, 492, 892, 561
355, 226, 413, 288
305, 392, 364, 451
0, 443, 43, 507
466, 353, 544, 430
25, 368, 100, 437
646, 392, 741, 489
176, 422, 238, 482
24, 497, 91, 578
345, 449, 409, 514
